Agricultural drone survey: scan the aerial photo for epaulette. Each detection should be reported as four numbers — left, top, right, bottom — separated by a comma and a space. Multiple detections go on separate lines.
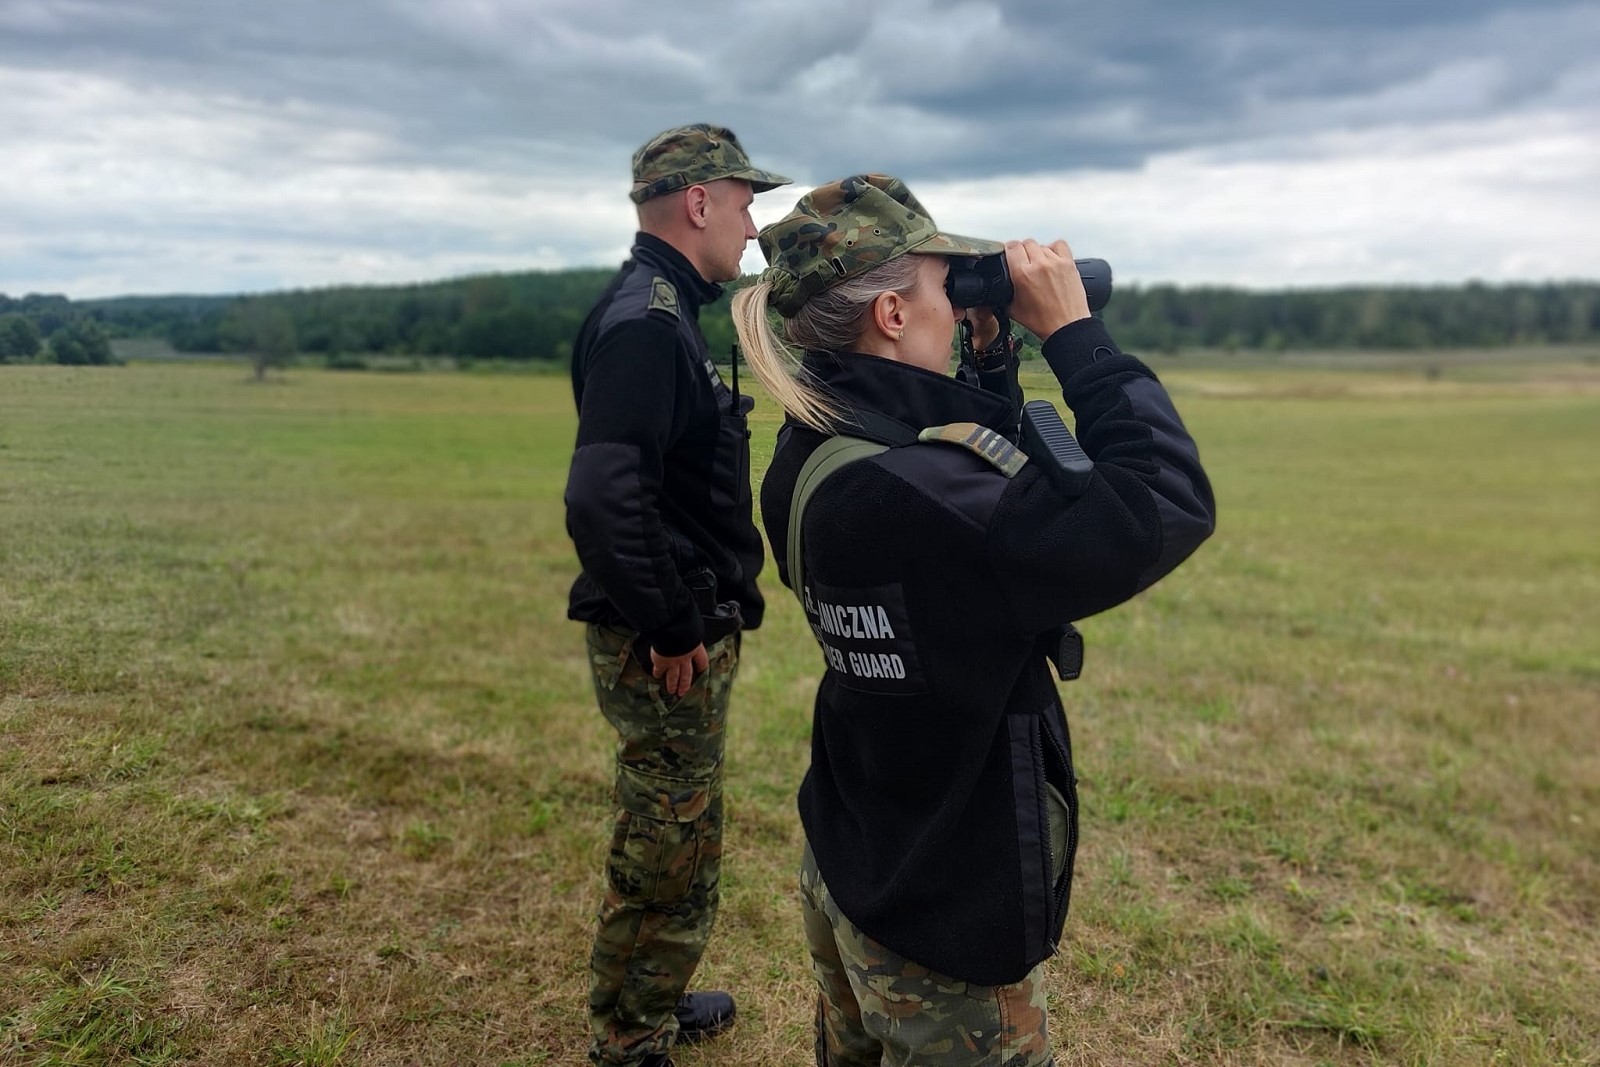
647, 276, 680, 320
917, 423, 1028, 477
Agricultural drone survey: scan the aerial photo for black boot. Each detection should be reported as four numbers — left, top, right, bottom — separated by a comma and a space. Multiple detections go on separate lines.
673, 990, 736, 1043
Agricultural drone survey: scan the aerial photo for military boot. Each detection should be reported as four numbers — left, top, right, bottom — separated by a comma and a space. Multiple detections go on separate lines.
673, 990, 736, 1043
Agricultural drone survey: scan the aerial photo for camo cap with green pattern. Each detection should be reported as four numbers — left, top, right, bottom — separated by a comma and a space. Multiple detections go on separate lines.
758, 174, 1004, 317
630, 123, 792, 204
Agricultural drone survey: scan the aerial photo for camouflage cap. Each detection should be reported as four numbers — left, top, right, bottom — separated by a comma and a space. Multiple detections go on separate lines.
630, 123, 792, 204
757, 174, 1003, 317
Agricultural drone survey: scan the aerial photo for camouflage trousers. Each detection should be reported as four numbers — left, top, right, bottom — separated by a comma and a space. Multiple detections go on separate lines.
585, 623, 739, 1066
800, 845, 1056, 1067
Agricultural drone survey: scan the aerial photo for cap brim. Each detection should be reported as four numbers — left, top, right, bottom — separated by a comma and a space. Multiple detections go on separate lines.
912, 231, 1004, 257
730, 167, 793, 193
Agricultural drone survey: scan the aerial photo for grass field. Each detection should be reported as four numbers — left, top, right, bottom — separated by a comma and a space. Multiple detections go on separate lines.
2, 353, 1598, 1066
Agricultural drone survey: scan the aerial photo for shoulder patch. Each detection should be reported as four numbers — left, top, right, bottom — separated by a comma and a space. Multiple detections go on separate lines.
647, 276, 680, 319
917, 422, 1029, 478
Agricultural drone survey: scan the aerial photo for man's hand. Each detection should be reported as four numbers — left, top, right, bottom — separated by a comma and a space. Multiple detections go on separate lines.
1004, 239, 1091, 341
651, 643, 709, 697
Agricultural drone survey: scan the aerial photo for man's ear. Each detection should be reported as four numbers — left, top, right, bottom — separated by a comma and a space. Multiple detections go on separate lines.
684, 185, 711, 230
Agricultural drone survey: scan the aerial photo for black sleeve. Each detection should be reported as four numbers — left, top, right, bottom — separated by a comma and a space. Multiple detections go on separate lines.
987, 317, 1216, 634
564, 318, 703, 655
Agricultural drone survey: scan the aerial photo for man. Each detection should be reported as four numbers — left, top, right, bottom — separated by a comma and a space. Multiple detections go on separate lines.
563, 124, 790, 1067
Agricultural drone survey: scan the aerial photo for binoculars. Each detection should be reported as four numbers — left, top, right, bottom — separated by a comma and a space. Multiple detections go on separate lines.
946, 255, 1113, 314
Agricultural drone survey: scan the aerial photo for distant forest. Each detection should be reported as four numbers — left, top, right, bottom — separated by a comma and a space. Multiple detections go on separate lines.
3, 271, 1598, 367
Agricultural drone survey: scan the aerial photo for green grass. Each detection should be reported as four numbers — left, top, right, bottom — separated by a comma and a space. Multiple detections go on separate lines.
2, 355, 1598, 1065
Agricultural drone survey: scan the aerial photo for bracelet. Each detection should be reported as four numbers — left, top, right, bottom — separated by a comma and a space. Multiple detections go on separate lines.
973, 335, 1019, 371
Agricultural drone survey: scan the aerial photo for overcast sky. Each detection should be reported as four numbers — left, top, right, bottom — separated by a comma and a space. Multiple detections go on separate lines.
3, 0, 1597, 298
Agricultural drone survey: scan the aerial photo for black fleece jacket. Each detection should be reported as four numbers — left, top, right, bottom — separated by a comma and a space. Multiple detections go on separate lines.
760, 317, 1215, 985
565, 233, 764, 654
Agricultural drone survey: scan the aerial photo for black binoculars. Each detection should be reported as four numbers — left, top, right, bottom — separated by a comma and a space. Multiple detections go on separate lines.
946, 255, 1113, 313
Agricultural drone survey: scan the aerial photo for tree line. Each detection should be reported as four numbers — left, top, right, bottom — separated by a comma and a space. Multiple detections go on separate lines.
0, 293, 116, 365
1096, 281, 1600, 353
4, 274, 1597, 368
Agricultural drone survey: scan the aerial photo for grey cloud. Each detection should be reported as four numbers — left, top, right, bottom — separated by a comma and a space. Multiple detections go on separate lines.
2, 0, 1596, 295
870, 1, 1600, 170
5, 0, 1595, 179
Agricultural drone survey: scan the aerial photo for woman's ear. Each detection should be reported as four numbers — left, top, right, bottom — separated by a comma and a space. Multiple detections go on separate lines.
869, 290, 906, 343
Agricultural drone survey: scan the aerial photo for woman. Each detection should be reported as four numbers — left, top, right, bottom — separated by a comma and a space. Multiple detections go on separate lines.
733, 174, 1215, 1066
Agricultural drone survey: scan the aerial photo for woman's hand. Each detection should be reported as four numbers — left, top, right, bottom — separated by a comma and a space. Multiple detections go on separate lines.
1005, 239, 1091, 341
964, 307, 1001, 352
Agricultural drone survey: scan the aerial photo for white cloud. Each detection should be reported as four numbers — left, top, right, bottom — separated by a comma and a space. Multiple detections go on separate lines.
0, 67, 637, 296
743, 112, 1600, 287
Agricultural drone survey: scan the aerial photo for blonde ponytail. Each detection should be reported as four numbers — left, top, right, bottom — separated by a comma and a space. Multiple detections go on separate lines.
732, 281, 842, 432
734, 256, 926, 433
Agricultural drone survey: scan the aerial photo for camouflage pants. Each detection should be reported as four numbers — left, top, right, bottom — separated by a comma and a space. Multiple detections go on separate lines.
586, 623, 739, 1066
800, 845, 1055, 1067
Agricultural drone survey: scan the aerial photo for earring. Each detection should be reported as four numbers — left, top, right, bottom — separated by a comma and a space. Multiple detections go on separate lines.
897, 329, 905, 340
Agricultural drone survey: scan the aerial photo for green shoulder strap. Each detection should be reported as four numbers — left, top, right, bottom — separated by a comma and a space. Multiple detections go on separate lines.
786, 435, 888, 604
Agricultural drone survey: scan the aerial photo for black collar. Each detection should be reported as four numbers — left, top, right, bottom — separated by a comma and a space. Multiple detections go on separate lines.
632, 232, 723, 312
801, 349, 1015, 445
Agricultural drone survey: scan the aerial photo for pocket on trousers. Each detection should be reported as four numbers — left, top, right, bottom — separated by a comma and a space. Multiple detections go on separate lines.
616, 764, 712, 824
586, 624, 634, 694
612, 765, 709, 904
646, 631, 738, 722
